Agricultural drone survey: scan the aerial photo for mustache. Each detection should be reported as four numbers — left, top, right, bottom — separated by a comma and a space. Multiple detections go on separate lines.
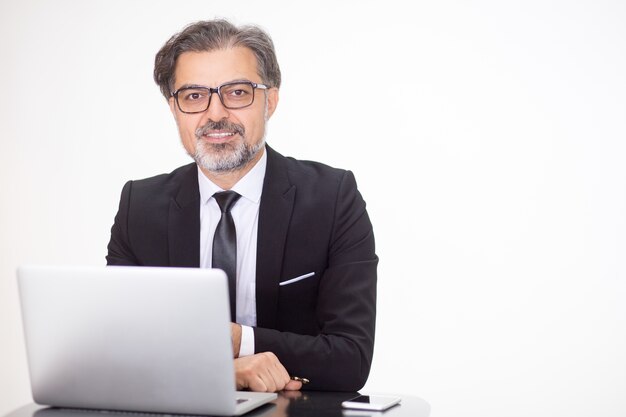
195, 120, 245, 138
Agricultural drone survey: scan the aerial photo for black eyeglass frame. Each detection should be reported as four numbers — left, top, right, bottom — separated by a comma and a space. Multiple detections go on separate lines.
171, 81, 269, 113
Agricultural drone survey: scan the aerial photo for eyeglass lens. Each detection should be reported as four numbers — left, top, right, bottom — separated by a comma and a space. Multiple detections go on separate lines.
177, 83, 255, 112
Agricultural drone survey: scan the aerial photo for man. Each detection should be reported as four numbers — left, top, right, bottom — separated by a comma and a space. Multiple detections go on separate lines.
106, 19, 377, 393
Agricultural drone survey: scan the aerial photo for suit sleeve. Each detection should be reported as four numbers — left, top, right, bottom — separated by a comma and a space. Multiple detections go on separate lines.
254, 171, 377, 391
106, 181, 140, 266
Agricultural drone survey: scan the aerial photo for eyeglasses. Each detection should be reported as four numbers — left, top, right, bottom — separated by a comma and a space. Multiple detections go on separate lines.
171, 81, 268, 113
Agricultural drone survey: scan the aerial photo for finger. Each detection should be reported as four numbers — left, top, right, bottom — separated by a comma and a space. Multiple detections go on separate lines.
247, 375, 269, 392
266, 364, 288, 392
284, 380, 303, 391
270, 358, 291, 390
258, 359, 279, 392
282, 388, 304, 398
256, 352, 285, 391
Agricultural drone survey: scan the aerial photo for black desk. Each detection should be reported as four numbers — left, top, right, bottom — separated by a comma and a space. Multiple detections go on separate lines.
5, 392, 430, 417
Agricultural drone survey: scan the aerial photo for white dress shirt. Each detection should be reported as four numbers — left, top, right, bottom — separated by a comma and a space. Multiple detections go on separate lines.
198, 151, 267, 357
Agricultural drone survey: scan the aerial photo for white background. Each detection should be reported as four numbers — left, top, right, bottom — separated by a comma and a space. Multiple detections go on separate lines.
1, 1, 625, 416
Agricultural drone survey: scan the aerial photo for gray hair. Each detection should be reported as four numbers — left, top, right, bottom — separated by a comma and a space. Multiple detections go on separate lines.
154, 19, 281, 99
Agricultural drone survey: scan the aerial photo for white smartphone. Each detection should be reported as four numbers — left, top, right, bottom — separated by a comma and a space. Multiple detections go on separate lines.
341, 395, 402, 411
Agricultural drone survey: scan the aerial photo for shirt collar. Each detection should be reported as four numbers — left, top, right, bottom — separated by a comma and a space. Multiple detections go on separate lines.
197, 149, 267, 205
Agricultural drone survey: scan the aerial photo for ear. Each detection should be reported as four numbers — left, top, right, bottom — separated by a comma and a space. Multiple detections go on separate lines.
264, 88, 279, 120
168, 96, 178, 117
168, 96, 183, 128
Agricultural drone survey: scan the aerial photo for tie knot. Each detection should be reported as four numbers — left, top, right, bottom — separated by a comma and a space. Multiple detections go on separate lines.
213, 191, 241, 213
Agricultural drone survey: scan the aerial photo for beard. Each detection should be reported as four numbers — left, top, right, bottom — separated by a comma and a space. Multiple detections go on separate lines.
191, 119, 265, 173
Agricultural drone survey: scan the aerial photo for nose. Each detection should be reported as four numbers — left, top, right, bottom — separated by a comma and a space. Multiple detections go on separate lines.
202, 90, 230, 122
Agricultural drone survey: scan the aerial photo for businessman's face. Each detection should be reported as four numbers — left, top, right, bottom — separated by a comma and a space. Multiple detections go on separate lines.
169, 47, 278, 174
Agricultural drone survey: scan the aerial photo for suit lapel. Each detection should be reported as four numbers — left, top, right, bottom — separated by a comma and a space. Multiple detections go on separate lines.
168, 164, 201, 267
256, 146, 295, 328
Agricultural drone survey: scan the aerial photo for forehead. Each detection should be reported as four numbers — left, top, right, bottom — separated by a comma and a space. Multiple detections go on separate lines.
173, 47, 260, 89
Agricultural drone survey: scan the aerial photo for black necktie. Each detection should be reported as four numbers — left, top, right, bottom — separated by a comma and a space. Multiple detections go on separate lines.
212, 191, 241, 321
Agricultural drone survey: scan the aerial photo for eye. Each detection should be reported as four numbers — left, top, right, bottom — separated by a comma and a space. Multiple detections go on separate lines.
184, 91, 203, 101
179, 88, 207, 102
222, 83, 253, 98
227, 88, 249, 97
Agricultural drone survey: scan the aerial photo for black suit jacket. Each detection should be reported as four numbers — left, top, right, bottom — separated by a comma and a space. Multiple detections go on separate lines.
106, 146, 377, 391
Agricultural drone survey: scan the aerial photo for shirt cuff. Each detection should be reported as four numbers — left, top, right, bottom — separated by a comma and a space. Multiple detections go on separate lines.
239, 325, 255, 357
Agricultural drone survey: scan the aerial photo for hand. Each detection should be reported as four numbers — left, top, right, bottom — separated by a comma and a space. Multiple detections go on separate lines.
230, 323, 242, 358
234, 352, 303, 392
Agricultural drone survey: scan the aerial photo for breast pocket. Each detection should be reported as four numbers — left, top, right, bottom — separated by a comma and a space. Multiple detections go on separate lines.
278, 271, 319, 332
278, 272, 315, 286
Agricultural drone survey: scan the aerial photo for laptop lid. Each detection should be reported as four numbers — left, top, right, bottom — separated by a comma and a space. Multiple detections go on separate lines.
17, 265, 275, 416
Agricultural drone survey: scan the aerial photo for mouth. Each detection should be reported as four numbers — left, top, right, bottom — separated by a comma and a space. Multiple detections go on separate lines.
196, 120, 245, 145
201, 130, 238, 143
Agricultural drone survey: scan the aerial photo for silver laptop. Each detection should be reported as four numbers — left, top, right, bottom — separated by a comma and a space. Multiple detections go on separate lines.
17, 265, 277, 416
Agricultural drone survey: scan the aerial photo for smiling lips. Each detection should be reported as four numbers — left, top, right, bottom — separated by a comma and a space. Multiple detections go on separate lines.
196, 120, 245, 141
202, 131, 237, 141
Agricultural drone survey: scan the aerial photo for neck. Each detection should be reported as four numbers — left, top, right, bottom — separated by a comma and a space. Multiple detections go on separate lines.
199, 147, 265, 190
